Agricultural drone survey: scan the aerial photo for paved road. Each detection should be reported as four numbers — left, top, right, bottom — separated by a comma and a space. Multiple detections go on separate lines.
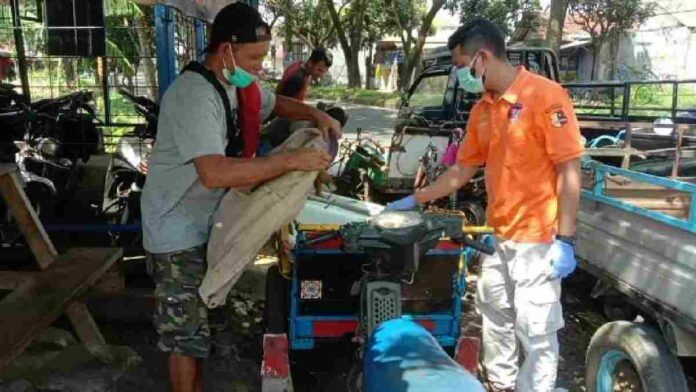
341, 102, 398, 137
309, 100, 398, 142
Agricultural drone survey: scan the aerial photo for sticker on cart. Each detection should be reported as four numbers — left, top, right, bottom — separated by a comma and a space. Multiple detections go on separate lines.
301, 280, 322, 300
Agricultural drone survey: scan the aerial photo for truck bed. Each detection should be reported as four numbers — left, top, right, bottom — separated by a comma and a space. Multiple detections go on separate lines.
576, 162, 696, 328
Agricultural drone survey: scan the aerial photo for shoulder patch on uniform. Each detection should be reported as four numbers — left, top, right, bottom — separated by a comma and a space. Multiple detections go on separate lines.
550, 110, 568, 128
545, 103, 563, 113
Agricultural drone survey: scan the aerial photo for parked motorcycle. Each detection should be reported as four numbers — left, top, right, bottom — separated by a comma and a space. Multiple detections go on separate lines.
0, 89, 101, 246
101, 88, 158, 245
5, 90, 101, 218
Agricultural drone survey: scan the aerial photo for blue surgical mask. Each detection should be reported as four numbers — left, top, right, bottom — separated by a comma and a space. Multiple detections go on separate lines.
456, 53, 486, 93
222, 50, 255, 88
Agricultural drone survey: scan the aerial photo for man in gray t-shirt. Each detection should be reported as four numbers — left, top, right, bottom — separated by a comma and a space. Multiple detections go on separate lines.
141, 3, 341, 391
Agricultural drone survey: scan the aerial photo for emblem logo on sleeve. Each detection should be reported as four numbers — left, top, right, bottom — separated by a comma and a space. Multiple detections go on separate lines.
550, 110, 568, 128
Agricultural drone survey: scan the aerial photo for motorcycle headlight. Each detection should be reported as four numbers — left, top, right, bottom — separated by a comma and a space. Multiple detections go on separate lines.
372, 211, 424, 230
118, 138, 152, 173
38, 137, 61, 158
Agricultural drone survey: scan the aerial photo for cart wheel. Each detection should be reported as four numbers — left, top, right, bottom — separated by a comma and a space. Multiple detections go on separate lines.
264, 264, 289, 334
585, 321, 688, 392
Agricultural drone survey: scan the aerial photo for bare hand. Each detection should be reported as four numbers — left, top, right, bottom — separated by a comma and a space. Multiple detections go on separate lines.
314, 111, 343, 140
288, 148, 332, 171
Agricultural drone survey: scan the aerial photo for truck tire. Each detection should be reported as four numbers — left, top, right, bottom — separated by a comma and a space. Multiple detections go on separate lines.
264, 264, 289, 334
585, 321, 688, 392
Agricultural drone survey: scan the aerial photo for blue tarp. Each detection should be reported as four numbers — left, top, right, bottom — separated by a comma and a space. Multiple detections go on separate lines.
364, 318, 485, 392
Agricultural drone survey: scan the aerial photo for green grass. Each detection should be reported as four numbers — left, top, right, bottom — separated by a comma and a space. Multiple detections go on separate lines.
260, 81, 400, 107
308, 85, 399, 107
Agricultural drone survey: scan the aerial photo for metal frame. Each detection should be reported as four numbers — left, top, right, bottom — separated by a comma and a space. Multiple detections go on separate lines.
582, 160, 696, 233
288, 236, 470, 350
154, 5, 208, 99
564, 79, 696, 122
154, 5, 176, 100
9, 0, 30, 99
195, 19, 205, 63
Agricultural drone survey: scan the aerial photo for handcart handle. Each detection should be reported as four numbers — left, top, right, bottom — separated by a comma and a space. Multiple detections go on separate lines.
303, 231, 340, 247
462, 225, 494, 234
450, 233, 495, 256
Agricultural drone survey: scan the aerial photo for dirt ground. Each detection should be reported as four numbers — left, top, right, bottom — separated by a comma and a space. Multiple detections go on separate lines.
1, 255, 679, 392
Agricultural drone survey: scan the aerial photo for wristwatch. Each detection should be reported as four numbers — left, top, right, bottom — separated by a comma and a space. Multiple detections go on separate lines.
556, 235, 577, 246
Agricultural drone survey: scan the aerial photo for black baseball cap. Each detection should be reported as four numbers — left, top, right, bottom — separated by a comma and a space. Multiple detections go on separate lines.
208, 2, 271, 52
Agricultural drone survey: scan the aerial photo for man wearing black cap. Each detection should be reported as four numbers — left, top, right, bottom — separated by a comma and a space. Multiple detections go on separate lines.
141, 3, 342, 391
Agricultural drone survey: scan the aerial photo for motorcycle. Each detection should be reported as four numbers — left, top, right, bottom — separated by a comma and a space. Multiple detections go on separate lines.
101, 88, 158, 245
6, 90, 101, 217
0, 89, 101, 245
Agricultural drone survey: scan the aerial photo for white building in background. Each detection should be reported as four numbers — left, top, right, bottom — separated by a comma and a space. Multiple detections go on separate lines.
623, 0, 696, 80
559, 0, 696, 81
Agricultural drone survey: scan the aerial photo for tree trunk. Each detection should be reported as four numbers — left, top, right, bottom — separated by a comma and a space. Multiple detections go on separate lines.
400, 60, 415, 90
399, 0, 444, 90
545, 0, 569, 56
348, 0, 367, 88
324, 0, 363, 87
609, 35, 620, 80
62, 58, 76, 88
347, 46, 362, 88
591, 43, 598, 81
365, 44, 374, 90
398, 40, 409, 88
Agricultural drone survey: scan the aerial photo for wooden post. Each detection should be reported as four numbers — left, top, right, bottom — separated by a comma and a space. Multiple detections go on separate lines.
0, 166, 57, 269
65, 301, 114, 363
622, 122, 633, 170
672, 125, 685, 179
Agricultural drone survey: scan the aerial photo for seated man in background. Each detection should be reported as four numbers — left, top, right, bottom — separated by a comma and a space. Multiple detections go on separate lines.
276, 47, 333, 100
261, 48, 340, 156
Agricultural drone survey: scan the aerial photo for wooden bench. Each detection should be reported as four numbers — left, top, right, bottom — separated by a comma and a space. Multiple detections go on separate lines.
0, 164, 122, 371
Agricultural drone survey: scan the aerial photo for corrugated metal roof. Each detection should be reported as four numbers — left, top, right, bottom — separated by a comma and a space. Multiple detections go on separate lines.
133, 0, 235, 22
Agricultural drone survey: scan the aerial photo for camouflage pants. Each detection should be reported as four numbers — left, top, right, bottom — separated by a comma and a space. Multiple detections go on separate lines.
148, 244, 210, 358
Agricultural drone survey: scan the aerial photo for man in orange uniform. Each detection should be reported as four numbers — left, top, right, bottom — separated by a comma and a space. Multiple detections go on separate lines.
387, 18, 584, 391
